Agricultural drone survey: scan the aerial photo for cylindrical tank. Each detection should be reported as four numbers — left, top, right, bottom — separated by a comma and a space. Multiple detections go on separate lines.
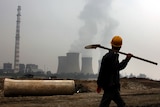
57, 56, 67, 74
4, 78, 75, 97
98, 60, 102, 71
66, 52, 80, 73
81, 57, 94, 74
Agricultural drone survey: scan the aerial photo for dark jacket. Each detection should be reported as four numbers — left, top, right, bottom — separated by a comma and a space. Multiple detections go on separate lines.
97, 51, 130, 90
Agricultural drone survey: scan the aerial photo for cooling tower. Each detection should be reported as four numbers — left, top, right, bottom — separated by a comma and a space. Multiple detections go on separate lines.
66, 52, 80, 73
57, 56, 67, 74
81, 57, 94, 74
98, 60, 102, 71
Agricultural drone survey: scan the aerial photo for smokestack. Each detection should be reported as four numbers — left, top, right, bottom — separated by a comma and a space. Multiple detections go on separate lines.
66, 52, 80, 73
14, 5, 21, 73
81, 57, 94, 74
57, 56, 67, 74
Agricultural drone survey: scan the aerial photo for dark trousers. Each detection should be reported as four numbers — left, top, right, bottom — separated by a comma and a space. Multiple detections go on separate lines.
99, 89, 125, 107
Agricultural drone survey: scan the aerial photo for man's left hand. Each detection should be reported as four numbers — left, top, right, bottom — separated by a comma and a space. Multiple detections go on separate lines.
96, 87, 101, 93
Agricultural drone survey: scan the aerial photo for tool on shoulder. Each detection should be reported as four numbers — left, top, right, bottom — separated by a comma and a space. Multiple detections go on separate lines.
85, 44, 158, 65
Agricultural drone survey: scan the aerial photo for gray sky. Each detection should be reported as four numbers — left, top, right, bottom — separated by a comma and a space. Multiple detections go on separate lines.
0, 0, 160, 80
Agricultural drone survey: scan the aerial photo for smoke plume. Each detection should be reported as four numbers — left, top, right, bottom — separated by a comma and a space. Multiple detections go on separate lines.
69, 0, 118, 57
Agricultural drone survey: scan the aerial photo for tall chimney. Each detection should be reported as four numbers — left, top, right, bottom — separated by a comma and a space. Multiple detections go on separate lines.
14, 6, 21, 73
66, 52, 80, 73
81, 57, 94, 74
57, 56, 67, 74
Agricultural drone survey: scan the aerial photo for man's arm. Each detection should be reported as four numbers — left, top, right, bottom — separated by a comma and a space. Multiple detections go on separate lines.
119, 53, 132, 70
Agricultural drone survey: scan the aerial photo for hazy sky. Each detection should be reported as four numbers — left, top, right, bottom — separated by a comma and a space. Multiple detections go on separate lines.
0, 0, 160, 80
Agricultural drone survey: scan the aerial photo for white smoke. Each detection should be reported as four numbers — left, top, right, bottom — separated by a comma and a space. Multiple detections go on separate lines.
69, 0, 118, 57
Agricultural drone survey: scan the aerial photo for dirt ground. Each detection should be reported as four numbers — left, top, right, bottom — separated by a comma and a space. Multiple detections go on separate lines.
0, 78, 160, 107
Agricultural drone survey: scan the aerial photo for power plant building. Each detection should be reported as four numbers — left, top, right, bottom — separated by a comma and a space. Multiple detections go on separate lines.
19, 64, 25, 73
57, 52, 94, 75
57, 53, 81, 74
25, 64, 38, 73
66, 53, 80, 73
57, 56, 67, 74
81, 57, 94, 74
3, 63, 12, 73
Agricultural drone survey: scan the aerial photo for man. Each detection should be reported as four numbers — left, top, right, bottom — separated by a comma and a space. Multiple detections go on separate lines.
97, 36, 132, 107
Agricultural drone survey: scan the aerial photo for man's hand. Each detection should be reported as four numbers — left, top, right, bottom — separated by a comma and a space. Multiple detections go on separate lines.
126, 53, 133, 60
97, 87, 101, 93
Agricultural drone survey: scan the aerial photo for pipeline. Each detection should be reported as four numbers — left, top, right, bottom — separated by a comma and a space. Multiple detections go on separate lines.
3, 78, 75, 97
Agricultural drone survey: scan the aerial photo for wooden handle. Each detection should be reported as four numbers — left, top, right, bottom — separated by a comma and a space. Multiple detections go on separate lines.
99, 45, 158, 65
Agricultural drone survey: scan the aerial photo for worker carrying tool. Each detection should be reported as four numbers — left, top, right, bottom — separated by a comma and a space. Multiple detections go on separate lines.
97, 36, 132, 107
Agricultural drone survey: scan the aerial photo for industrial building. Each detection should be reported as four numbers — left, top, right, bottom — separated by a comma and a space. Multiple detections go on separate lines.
19, 64, 25, 73
57, 52, 94, 75
66, 52, 81, 73
81, 57, 93, 74
0, 63, 43, 74
3, 63, 13, 73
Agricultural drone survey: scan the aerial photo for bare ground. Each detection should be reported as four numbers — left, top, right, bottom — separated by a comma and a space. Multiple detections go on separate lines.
0, 78, 160, 107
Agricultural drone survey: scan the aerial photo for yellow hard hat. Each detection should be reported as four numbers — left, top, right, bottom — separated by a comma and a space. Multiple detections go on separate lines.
111, 36, 122, 47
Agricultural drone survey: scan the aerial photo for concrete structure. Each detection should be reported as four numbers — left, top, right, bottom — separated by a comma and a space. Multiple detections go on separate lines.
98, 60, 101, 71
57, 56, 67, 74
66, 52, 80, 73
4, 78, 75, 96
3, 63, 12, 73
57, 52, 81, 74
81, 57, 94, 74
57, 53, 95, 75
19, 64, 25, 73
25, 64, 38, 73
14, 6, 21, 73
